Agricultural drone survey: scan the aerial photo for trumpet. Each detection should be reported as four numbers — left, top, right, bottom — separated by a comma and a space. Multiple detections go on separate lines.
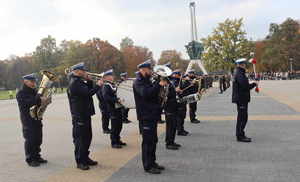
64, 67, 104, 81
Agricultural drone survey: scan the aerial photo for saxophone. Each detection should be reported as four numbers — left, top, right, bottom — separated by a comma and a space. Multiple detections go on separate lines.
30, 70, 57, 120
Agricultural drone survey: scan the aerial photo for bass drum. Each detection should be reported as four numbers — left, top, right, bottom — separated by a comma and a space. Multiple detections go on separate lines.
117, 78, 136, 109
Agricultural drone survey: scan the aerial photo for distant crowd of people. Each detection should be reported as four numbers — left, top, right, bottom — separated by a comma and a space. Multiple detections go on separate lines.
248, 71, 300, 81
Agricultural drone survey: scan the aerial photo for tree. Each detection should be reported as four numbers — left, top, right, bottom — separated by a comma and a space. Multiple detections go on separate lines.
32, 35, 60, 71
120, 37, 134, 51
202, 18, 253, 72
261, 18, 300, 71
121, 41, 153, 76
158, 50, 188, 71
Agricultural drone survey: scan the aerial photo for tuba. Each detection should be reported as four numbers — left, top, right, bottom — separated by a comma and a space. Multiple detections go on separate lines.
30, 70, 57, 120
153, 65, 173, 107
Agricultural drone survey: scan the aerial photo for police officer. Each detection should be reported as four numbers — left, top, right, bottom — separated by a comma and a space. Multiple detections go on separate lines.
219, 75, 224, 94
157, 62, 172, 125
96, 78, 111, 134
133, 60, 167, 174
222, 75, 227, 91
102, 70, 126, 149
187, 70, 201, 124
226, 74, 231, 88
232, 58, 258, 142
16, 74, 49, 167
67, 63, 101, 170
119, 72, 132, 124
165, 70, 182, 150
172, 73, 190, 136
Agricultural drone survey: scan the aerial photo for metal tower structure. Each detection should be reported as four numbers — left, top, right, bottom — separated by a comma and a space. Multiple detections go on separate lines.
185, 2, 208, 75
189, 2, 198, 42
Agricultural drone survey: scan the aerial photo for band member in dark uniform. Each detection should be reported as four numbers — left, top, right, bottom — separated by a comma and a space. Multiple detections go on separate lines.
102, 70, 126, 149
157, 62, 171, 124
165, 70, 182, 150
96, 78, 111, 134
232, 58, 257, 143
187, 70, 201, 124
226, 75, 231, 89
119, 72, 132, 124
67, 63, 101, 170
172, 73, 190, 136
16, 74, 49, 167
133, 60, 167, 174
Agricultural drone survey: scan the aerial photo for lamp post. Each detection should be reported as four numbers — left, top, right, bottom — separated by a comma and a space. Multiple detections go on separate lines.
289, 58, 293, 72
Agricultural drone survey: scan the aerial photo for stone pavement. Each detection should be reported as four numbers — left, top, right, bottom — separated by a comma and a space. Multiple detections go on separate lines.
0, 80, 299, 182
106, 80, 300, 182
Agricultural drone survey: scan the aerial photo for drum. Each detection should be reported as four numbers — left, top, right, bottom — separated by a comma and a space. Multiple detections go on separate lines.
177, 93, 202, 104
117, 79, 136, 109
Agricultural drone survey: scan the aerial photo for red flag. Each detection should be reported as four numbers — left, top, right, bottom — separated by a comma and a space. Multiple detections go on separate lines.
249, 58, 257, 64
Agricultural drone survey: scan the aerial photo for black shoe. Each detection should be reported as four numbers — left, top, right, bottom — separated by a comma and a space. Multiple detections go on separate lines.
27, 161, 40, 167
123, 119, 132, 124
37, 157, 48, 164
145, 167, 161, 174
177, 131, 188, 136
111, 144, 122, 149
77, 163, 90, 170
103, 129, 111, 134
237, 136, 252, 143
166, 144, 179, 150
191, 119, 200, 124
153, 163, 165, 170
244, 136, 252, 141
118, 141, 127, 146
172, 143, 182, 147
158, 120, 165, 124
87, 158, 98, 166
183, 130, 190, 135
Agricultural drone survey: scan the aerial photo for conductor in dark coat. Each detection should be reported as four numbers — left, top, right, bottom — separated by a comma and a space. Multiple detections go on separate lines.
232, 58, 257, 142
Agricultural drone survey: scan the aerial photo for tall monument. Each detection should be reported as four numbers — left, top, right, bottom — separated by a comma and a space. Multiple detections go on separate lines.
185, 2, 208, 75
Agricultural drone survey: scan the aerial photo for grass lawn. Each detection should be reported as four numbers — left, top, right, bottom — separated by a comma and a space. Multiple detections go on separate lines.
0, 90, 16, 100
0, 88, 67, 100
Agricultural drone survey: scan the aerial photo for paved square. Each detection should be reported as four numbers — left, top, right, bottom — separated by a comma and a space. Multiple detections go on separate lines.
0, 80, 299, 182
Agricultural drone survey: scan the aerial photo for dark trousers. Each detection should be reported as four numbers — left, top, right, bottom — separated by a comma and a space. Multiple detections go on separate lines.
177, 105, 187, 132
236, 103, 248, 137
110, 109, 123, 145
121, 107, 129, 121
141, 121, 158, 170
159, 108, 163, 121
100, 108, 110, 131
22, 122, 43, 163
72, 117, 92, 165
165, 113, 177, 145
219, 83, 223, 93
223, 82, 227, 91
189, 102, 197, 121
139, 120, 143, 134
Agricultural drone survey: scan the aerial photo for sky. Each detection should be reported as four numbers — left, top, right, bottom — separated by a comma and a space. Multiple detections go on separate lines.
0, 0, 298, 60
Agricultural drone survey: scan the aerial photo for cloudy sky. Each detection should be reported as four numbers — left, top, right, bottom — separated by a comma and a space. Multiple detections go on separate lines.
0, 0, 298, 60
